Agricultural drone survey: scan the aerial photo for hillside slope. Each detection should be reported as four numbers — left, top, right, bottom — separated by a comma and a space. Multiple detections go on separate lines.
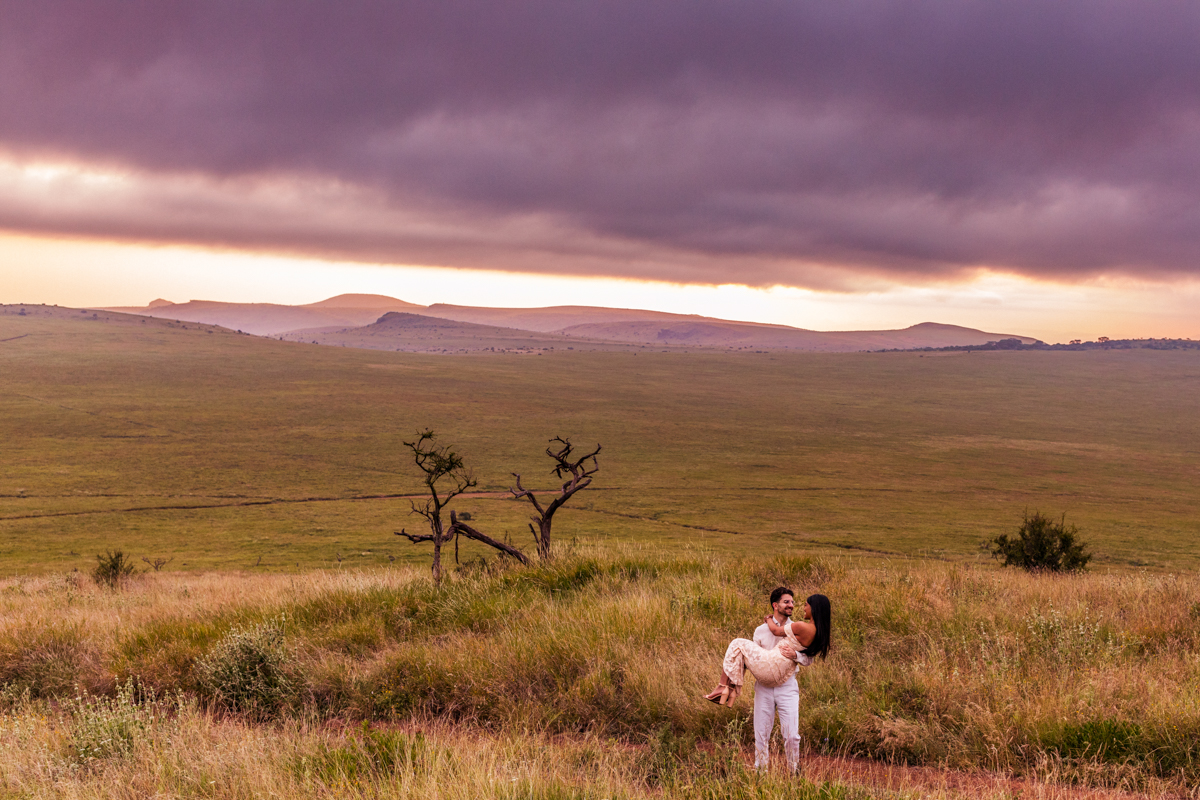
412, 303, 704, 332
281, 311, 645, 352
103, 294, 423, 335
101, 295, 1040, 350
558, 319, 1040, 351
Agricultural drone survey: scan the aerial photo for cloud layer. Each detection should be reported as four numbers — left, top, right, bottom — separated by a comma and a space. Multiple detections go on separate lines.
3, 0, 1200, 288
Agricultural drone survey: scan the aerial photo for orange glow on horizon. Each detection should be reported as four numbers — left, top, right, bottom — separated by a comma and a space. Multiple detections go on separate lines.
1, 229, 1197, 343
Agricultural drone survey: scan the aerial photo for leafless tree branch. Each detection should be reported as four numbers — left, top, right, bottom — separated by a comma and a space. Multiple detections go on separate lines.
395, 528, 436, 544
510, 437, 601, 560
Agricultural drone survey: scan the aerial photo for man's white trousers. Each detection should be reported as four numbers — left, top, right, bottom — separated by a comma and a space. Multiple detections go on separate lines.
753, 677, 800, 771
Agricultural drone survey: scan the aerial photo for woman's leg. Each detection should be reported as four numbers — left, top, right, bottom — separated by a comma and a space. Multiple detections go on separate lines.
707, 638, 785, 704
721, 638, 754, 686
704, 640, 748, 703
725, 638, 791, 688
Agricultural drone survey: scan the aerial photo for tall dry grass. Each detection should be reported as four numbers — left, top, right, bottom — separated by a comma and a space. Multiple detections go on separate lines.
1, 549, 1198, 796
1, 691, 873, 799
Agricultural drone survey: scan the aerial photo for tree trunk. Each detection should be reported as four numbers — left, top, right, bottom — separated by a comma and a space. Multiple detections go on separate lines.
536, 518, 552, 559
431, 537, 443, 584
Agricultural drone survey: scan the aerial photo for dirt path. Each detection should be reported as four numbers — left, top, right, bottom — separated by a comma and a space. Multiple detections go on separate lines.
0, 490, 519, 522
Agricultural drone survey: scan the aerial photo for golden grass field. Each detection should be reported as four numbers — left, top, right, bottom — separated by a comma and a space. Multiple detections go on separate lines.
2, 305, 1200, 798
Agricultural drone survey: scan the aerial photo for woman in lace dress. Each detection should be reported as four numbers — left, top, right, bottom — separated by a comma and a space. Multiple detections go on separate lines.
703, 593, 831, 705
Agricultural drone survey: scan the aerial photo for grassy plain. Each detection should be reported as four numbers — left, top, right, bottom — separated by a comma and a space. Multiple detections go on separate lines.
2, 305, 1199, 573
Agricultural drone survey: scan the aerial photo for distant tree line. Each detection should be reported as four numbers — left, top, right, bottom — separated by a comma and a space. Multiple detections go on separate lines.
879, 337, 1200, 353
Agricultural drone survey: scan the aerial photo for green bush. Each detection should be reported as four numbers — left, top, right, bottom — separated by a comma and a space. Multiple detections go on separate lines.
92, 550, 137, 589
989, 511, 1091, 572
195, 617, 295, 719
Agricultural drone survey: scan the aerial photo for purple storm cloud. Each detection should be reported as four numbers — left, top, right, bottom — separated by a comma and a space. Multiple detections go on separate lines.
2, 0, 1199, 288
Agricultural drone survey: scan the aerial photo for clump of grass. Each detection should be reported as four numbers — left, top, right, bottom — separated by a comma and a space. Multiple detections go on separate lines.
113, 616, 225, 695
291, 723, 433, 785
196, 616, 295, 719
0, 623, 105, 698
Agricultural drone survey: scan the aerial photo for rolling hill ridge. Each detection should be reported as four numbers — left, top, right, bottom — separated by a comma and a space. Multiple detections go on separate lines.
104, 295, 1040, 352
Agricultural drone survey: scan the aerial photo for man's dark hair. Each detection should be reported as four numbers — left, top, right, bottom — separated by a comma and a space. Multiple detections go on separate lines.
769, 586, 794, 606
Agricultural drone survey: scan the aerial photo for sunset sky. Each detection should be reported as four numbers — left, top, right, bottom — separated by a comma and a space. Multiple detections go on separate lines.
2, 1, 1199, 342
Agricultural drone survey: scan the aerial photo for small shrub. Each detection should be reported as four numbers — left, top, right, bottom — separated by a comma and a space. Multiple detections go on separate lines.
92, 550, 137, 589
141, 556, 173, 571
745, 555, 820, 597
195, 617, 294, 719
65, 678, 170, 764
501, 559, 603, 595
0, 682, 33, 712
989, 511, 1091, 572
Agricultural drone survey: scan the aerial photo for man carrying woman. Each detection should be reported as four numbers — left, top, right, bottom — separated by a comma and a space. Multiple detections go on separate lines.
704, 587, 832, 773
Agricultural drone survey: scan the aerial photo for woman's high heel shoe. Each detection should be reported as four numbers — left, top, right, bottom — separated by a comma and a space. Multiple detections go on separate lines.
703, 685, 730, 705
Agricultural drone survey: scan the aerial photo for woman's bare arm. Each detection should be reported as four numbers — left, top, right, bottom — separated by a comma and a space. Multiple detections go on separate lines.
764, 616, 809, 639
790, 619, 815, 646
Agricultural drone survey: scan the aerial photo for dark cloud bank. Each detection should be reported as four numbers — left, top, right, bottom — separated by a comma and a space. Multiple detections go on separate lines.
3, 0, 1200, 288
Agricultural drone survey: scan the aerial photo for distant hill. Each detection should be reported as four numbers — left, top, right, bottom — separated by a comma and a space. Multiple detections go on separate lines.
103, 294, 424, 336
281, 312, 646, 353
408, 304, 1038, 351
0, 302, 236, 334
99, 295, 1040, 351
301, 293, 424, 310
557, 320, 1041, 351
412, 303, 702, 332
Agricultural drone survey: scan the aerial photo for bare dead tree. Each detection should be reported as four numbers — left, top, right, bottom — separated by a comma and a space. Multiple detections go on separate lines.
510, 437, 601, 560
395, 429, 476, 584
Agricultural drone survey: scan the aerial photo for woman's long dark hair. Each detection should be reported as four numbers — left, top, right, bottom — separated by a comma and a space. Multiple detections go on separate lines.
801, 594, 831, 660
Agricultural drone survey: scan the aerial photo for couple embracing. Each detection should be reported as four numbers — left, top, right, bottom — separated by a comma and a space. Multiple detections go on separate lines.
704, 587, 831, 772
